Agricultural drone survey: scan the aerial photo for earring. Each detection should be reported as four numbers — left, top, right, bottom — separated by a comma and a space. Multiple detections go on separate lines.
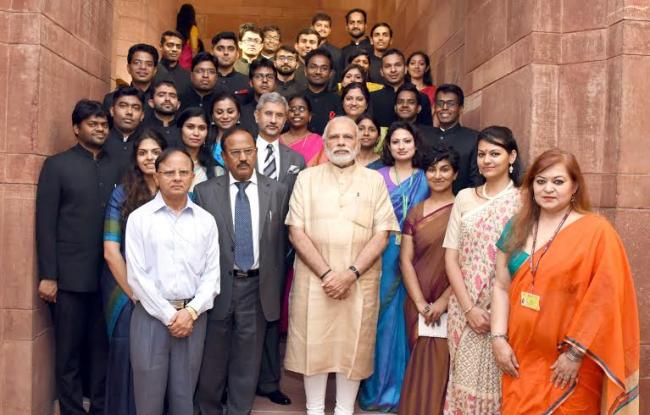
508, 164, 514, 174
571, 193, 576, 204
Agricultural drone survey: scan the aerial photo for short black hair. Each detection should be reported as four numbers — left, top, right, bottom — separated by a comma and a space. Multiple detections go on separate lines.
160, 30, 183, 46
346, 48, 371, 65
312, 12, 332, 25
212, 31, 238, 47
287, 94, 312, 113
345, 8, 367, 23
191, 52, 218, 72
304, 48, 333, 68
112, 86, 145, 106
371, 22, 393, 38
249, 58, 277, 80
152, 79, 178, 94
262, 25, 281, 38
421, 142, 460, 172
221, 127, 254, 153
381, 48, 405, 64
127, 43, 159, 66
380, 121, 425, 167
155, 147, 194, 171
435, 83, 465, 107
71, 99, 108, 126
276, 44, 298, 56
239, 24, 263, 39
296, 28, 320, 43
395, 83, 420, 104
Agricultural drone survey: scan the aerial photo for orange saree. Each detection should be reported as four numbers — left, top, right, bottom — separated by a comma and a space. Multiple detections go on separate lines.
499, 214, 639, 414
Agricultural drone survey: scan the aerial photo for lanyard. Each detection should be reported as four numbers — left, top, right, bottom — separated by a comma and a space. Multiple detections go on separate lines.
529, 208, 571, 289
393, 167, 414, 226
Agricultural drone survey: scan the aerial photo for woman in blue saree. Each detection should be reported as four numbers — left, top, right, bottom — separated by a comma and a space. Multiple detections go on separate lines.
359, 121, 430, 412
101, 129, 167, 414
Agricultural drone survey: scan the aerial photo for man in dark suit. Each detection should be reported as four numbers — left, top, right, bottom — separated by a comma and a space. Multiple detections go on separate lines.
253, 92, 306, 405
195, 128, 290, 415
36, 100, 122, 414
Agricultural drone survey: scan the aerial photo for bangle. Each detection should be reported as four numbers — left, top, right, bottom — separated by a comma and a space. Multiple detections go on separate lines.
320, 269, 332, 279
463, 304, 474, 314
489, 333, 508, 341
185, 306, 198, 321
565, 347, 584, 362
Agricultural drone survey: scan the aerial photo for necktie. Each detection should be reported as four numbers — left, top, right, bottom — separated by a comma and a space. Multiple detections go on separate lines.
234, 181, 254, 271
263, 143, 277, 180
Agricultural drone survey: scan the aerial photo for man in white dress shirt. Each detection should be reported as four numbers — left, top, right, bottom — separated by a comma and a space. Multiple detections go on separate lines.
125, 148, 220, 415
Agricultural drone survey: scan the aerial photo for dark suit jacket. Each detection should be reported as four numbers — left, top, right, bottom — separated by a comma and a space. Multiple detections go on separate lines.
194, 173, 290, 322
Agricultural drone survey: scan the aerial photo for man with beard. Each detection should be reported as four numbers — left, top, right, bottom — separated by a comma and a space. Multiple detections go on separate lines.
179, 52, 226, 112
104, 43, 158, 111
212, 31, 250, 94
239, 59, 278, 137
312, 12, 341, 74
394, 82, 436, 144
431, 83, 479, 193
153, 31, 191, 96
274, 45, 306, 98
370, 49, 432, 127
368, 23, 393, 84
235, 25, 264, 76
104, 87, 145, 173
284, 116, 398, 415
253, 92, 306, 407
195, 127, 290, 415
36, 100, 122, 415
340, 9, 373, 74
303, 49, 341, 135
142, 79, 182, 147
261, 25, 282, 60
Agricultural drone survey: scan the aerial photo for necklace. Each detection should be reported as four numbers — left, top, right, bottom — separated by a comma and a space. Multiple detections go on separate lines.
481, 180, 513, 200
529, 207, 572, 288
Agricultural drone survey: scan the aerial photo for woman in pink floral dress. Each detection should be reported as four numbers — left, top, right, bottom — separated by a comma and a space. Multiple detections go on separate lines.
442, 126, 522, 414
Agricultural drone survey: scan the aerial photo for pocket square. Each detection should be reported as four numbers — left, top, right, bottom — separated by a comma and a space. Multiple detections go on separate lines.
287, 165, 301, 174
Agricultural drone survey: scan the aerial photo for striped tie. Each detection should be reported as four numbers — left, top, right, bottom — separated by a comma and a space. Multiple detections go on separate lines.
263, 143, 277, 179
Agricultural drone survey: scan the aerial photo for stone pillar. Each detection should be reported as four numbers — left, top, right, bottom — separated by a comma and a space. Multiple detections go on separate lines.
379, 0, 650, 412
0, 2, 112, 414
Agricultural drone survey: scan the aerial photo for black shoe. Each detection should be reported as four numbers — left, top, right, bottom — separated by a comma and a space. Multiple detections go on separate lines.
259, 390, 291, 405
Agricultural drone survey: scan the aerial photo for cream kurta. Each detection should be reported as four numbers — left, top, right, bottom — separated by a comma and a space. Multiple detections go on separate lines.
284, 162, 399, 380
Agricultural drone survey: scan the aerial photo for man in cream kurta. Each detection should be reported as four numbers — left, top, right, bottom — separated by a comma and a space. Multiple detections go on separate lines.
284, 116, 399, 415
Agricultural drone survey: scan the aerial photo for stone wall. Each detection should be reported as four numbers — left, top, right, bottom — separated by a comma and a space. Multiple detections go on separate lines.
377, 0, 650, 412
0, 1, 113, 414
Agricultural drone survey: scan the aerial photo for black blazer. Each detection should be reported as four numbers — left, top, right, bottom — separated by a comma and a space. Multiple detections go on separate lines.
194, 173, 290, 322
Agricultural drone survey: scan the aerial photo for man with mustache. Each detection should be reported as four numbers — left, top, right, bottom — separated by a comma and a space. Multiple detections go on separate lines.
104, 43, 158, 111
394, 82, 437, 144
194, 127, 291, 415
212, 31, 250, 94
303, 49, 341, 135
284, 116, 399, 415
153, 31, 191, 97
254, 92, 306, 406
368, 23, 393, 84
179, 52, 227, 112
142, 79, 182, 147
239, 59, 278, 138
104, 87, 145, 173
340, 9, 373, 76
274, 45, 307, 99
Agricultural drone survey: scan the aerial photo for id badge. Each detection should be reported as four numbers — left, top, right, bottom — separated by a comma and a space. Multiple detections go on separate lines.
395, 232, 402, 245
520, 291, 541, 311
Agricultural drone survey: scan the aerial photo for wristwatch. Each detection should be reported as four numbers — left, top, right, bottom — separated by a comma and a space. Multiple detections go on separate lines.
348, 265, 361, 279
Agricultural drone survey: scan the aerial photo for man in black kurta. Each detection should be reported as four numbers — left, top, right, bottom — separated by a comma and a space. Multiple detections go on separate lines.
36, 100, 122, 415
103, 87, 145, 175
142, 79, 182, 148
303, 49, 341, 135
340, 9, 373, 74
153, 31, 192, 97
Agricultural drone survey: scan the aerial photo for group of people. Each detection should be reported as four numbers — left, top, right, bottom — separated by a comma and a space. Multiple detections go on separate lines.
35, 4, 640, 415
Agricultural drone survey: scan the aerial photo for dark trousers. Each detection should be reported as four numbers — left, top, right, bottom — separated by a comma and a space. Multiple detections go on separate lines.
197, 276, 267, 415
257, 320, 281, 394
105, 301, 136, 415
54, 289, 108, 415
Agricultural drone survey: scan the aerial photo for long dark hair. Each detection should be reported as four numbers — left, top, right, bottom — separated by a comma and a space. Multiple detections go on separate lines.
177, 107, 217, 179
476, 125, 522, 186
380, 121, 425, 167
176, 4, 196, 41
208, 92, 241, 145
121, 129, 168, 230
405, 51, 433, 87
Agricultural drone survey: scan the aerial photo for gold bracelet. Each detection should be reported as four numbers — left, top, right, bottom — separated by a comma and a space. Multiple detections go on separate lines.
463, 304, 474, 314
185, 306, 198, 321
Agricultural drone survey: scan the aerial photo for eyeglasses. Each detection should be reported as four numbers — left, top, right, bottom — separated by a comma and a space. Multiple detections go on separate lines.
435, 100, 459, 109
158, 169, 192, 178
276, 55, 297, 62
252, 73, 276, 81
227, 147, 256, 157
194, 68, 217, 76
289, 106, 308, 113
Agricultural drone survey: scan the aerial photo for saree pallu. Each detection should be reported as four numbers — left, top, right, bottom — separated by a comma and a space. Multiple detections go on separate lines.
444, 188, 520, 415
100, 185, 137, 415
398, 202, 452, 415
498, 214, 640, 414
359, 168, 430, 412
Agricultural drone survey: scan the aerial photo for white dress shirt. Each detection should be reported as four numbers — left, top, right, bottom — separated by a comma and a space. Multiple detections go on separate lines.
125, 192, 220, 325
256, 135, 281, 179
228, 172, 260, 269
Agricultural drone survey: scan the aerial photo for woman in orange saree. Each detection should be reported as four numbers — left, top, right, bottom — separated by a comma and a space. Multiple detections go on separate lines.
491, 149, 640, 414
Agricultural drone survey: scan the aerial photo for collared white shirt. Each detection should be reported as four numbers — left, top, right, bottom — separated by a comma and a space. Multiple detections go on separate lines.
256, 135, 281, 180
228, 172, 260, 269
125, 192, 220, 325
